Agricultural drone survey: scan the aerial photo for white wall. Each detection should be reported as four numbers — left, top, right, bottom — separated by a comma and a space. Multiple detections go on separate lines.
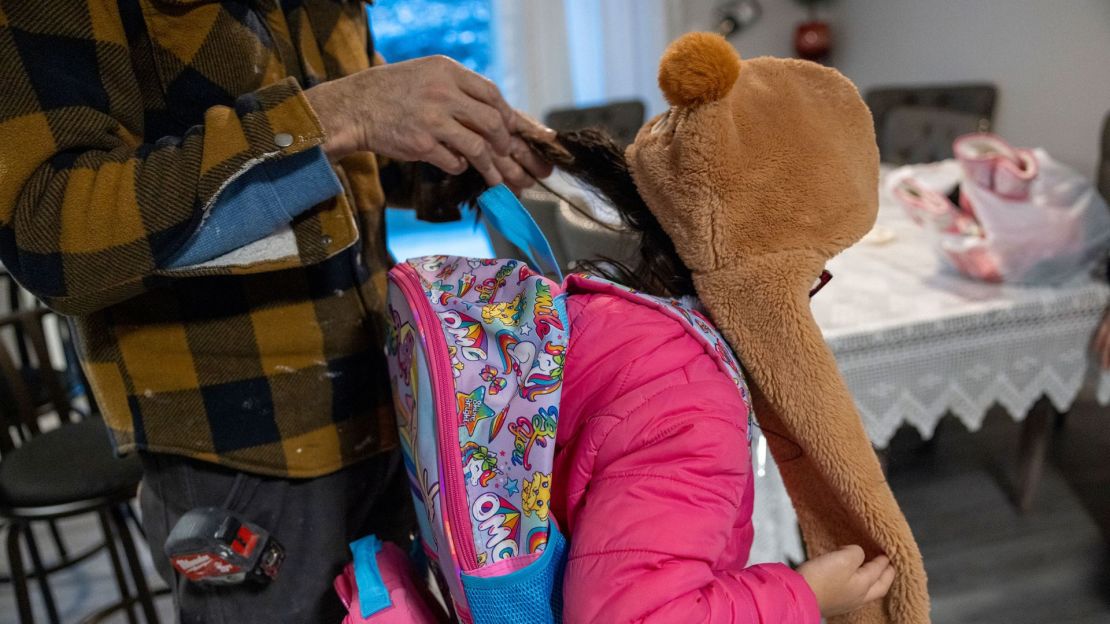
829, 0, 1110, 178
672, 0, 810, 59
522, 1, 1109, 179
673, 0, 1110, 177
539, 0, 815, 118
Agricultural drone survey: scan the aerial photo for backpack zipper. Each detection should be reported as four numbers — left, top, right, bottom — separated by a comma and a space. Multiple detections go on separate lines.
392, 264, 480, 571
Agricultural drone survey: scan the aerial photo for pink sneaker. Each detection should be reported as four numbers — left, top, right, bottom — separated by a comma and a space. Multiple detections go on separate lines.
992, 148, 1037, 199
893, 177, 981, 236
953, 133, 1037, 199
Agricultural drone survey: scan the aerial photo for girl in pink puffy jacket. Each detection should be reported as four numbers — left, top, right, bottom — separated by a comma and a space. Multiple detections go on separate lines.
536, 130, 895, 623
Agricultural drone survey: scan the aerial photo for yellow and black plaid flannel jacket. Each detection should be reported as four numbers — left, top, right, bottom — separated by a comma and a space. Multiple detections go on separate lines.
0, 0, 401, 477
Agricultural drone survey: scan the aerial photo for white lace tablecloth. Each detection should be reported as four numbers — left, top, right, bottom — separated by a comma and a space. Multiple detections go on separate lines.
750, 181, 1110, 565
811, 193, 1110, 448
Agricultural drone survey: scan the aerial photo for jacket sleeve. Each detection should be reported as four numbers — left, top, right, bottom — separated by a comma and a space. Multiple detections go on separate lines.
562, 381, 820, 623
0, 4, 327, 315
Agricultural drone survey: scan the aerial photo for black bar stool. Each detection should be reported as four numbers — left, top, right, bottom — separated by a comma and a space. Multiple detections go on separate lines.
0, 307, 164, 623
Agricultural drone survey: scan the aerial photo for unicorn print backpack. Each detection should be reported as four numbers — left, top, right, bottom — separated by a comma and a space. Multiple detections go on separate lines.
379, 185, 570, 624
337, 185, 754, 624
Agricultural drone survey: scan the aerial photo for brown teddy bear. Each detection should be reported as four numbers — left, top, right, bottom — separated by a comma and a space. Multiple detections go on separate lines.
627, 33, 929, 624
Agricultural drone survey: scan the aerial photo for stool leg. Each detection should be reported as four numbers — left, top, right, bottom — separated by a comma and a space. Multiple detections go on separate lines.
25, 523, 61, 624
47, 519, 70, 564
98, 508, 139, 624
7, 523, 35, 624
125, 502, 147, 541
110, 504, 159, 624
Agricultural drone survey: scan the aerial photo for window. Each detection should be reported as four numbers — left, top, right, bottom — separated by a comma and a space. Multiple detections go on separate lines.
368, 0, 497, 260
369, 0, 496, 76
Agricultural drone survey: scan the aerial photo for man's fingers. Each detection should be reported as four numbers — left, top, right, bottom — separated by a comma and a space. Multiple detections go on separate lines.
512, 109, 557, 142
493, 153, 529, 193
510, 136, 554, 181
455, 68, 514, 127
421, 143, 467, 175
863, 562, 896, 604
454, 98, 512, 156
436, 122, 502, 186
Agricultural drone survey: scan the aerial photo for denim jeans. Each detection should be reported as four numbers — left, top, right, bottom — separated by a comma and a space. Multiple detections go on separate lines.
138, 450, 414, 624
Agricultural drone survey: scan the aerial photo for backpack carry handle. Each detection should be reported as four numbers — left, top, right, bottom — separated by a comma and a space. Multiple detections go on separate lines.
477, 185, 563, 281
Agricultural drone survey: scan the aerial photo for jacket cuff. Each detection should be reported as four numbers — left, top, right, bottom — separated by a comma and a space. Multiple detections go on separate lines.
238, 77, 327, 160
165, 147, 340, 268
761, 563, 822, 623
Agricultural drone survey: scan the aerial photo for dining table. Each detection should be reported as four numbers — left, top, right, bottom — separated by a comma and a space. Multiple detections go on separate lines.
747, 168, 1110, 564
513, 171, 1110, 565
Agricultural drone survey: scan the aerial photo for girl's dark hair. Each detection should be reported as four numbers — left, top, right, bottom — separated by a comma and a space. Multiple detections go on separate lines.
413, 128, 694, 298
417, 131, 805, 459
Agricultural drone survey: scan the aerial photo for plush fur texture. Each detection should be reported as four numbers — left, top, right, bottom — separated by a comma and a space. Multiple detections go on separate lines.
658, 33, 742, 107
627, 34, 930, 623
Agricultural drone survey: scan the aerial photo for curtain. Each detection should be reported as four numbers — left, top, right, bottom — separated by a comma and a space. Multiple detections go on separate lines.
494, 0, 680, 120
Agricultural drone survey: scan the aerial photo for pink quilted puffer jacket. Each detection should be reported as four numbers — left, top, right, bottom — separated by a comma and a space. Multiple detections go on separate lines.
553, 289, 820, 623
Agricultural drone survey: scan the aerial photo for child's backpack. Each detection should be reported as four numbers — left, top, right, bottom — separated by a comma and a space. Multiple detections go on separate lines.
340, 185, 753, 624
383, 185, 570, 623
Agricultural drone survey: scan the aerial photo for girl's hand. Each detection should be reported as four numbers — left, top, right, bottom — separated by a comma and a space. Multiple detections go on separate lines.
797, 545, 895, 618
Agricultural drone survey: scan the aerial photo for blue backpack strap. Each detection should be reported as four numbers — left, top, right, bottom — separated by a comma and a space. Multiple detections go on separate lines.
349, 534, 391, 618
477, 185, 563, 281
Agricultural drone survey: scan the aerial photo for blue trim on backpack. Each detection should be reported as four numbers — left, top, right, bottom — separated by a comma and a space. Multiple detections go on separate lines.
349, 534, 392, 618
477, 185, 563, 280
460, 522, 567, 623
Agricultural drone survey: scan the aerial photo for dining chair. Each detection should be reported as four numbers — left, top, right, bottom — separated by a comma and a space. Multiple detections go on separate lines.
878, 106, 986, 166
0, 307, 162, 624
865, 83, 997, 164
544, 99, 646, 148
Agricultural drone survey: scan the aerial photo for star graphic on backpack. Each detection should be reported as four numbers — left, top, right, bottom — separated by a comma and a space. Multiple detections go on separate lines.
505, 478, 520, 496
457, 386, 495, 436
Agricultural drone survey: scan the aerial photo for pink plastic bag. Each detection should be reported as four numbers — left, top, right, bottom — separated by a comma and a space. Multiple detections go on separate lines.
334, 537, 448, 624
889, 136, 1110, 284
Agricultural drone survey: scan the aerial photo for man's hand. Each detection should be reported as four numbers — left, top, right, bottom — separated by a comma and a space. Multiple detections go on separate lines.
305, 55, 554, 190
797, 545, 895, 618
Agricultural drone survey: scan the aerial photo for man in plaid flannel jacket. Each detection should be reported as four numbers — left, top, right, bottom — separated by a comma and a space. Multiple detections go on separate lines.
0, 0, 552, 619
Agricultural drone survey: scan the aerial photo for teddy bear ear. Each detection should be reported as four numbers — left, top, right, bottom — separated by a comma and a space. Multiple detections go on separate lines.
658, 32, 742, 107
